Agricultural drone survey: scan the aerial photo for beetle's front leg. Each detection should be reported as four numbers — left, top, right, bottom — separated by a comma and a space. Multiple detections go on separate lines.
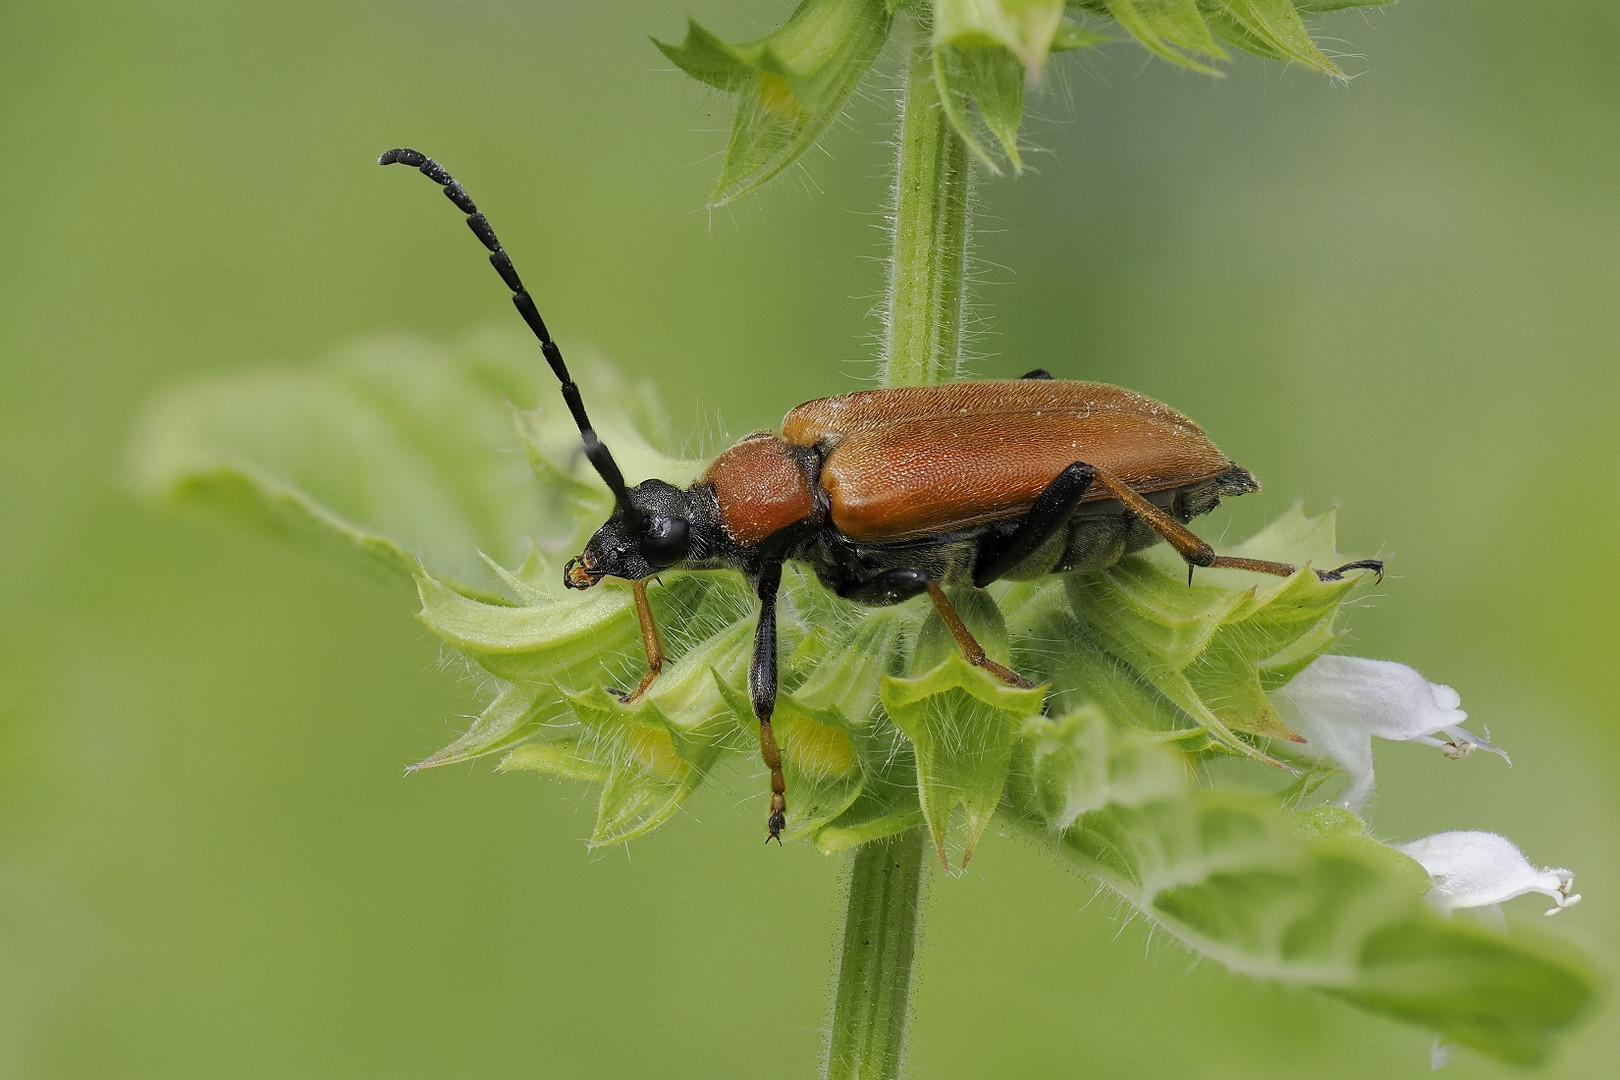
611, 580, 667, 704
750, 561, 788, 843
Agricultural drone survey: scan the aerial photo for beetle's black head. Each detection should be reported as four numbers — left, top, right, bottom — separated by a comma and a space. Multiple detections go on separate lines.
564, 479, 698, 589
379, 149, 706, 591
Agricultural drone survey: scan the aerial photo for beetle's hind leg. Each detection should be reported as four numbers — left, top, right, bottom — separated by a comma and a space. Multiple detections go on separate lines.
1086, 467, 1384, 583
973, 462, 1096, 587
832, 569, 1034, 689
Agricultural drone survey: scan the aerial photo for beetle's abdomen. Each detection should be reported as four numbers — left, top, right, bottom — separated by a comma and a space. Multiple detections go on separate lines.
811, 408, 1234, 542
701, 432, 818, 547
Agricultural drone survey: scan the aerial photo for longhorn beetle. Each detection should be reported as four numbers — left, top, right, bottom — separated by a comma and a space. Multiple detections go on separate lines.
379, 148, 1384, 843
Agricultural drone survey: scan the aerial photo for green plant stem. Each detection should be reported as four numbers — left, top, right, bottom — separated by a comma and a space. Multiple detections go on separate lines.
823, 18, 973, 1078
881, 14, 972, 387
823, 826, 927, 1080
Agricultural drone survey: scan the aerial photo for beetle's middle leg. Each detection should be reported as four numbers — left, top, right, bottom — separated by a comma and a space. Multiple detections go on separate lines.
1086, 467, 1383, 583
833, 569, 1033, 689
924, 583, 1034, 688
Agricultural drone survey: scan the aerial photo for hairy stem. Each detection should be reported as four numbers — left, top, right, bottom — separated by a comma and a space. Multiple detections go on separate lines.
823, 827, 927, 1080
881, 14, 973, 387
823, 16, 974, 1078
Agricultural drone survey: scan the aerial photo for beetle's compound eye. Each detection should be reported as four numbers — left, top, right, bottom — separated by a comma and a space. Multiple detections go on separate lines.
639, 516, 690, 569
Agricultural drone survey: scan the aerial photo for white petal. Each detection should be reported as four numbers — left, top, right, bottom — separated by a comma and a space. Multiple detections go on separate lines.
1277, 698, 1377, 808
1277, 655, 1467, 741
1272, 656, 1508, 809
1398, 831, 1581, 915
1431, 1037, 1456, 1071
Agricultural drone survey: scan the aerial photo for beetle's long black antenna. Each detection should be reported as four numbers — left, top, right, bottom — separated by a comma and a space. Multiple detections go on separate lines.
378, 147, 639, 521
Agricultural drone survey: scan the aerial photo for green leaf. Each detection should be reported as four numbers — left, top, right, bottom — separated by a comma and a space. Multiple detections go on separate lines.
1103, 0, 1226, 74
1203, 0, 1341, 75
408, 681, 568, 771
932, 2, 1109, 171
127, 329, 688, 600
656, 0, 894, 205
1062, 0, 1363, 76
498, 738, 608, 784
1050, 19, 1111, 52
416, 572, 645, 686
503, 612, 752, 846
565, 683, 732, 846
129, 331, 564, 596
935, 0, 1067, 73
1006, 710, 1603, 1065
1034, 507, 1359, 757
807, 673, 930, 854
652, 19, 759, 91
1293, 0, 1396, 11
420, 553, 756, 841
934, 40, 1028, 171
883, 598, 1046, 863
719, 609, 914, 843
1325, 919, 1603, 1066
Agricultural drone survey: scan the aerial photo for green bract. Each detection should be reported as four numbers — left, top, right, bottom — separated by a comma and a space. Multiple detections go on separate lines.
656, 0, 895, 205
663, 0, 1396, 190
1006, 717, 1596, 1065
133, 332, 1599, 1064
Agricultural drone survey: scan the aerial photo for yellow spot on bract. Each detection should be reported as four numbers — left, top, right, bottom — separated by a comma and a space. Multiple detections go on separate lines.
754, 73, 808, 120
789, 717, 858, 781
626, 726, 688, 782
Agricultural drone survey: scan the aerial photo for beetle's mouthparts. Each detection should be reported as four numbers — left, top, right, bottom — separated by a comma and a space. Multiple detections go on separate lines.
563, 554, 601, 590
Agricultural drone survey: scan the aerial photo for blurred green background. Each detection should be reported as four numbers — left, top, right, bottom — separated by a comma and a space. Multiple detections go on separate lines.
3, 1, 1616, 1076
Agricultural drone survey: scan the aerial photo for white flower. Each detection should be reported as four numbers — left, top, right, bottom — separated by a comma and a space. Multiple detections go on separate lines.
1398, 831, 1581, 916
1272, 655, 1510, 808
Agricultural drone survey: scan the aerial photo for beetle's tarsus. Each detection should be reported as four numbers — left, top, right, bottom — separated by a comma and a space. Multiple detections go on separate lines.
1318, 559, 1385, 583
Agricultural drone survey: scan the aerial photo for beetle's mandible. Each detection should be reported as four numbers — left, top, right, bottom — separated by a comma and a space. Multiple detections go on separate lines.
380, 148, 1384, 843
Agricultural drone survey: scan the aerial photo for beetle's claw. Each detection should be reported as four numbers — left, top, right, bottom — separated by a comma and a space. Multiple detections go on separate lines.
605, 686, 629, 703
766, 810, 786, 845
1318, 559, 1385, 584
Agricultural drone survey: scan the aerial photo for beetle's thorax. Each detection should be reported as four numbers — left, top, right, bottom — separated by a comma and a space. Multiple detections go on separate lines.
701, 432, 824, 548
